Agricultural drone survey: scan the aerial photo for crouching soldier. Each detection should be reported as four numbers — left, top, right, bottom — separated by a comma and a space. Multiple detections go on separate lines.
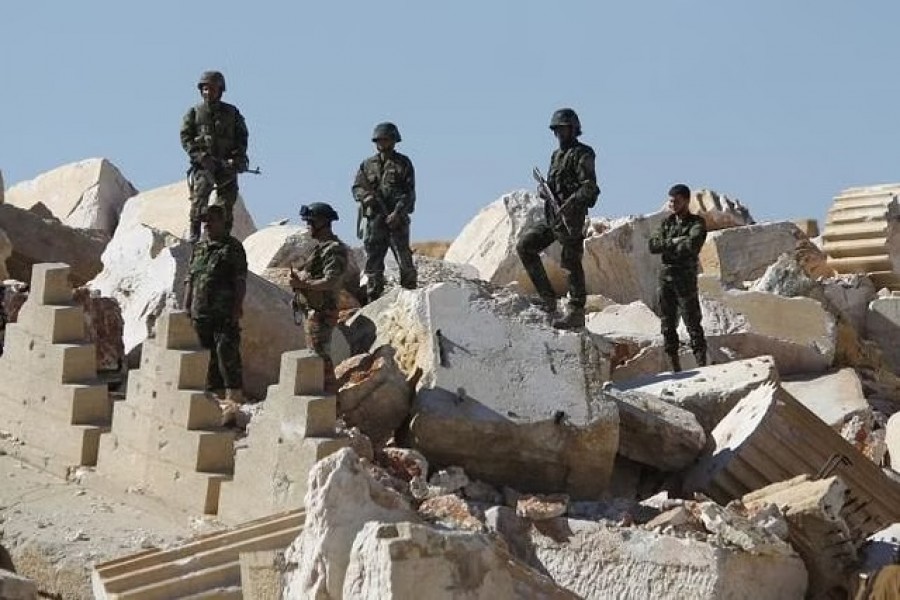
290, 202, 349, 394
648, 184, 708, 372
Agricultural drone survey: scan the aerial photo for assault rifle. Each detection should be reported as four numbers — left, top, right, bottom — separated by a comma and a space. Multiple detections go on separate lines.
532, 166, 576, 236
288, 252, 318, 325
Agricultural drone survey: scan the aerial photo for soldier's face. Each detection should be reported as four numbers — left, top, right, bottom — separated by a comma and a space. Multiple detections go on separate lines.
205, 216, 227, 238
553, 125, 574, 144
375, 138, 395, 153
200, 83, 222, 102
668, 195, 690, 214
305, 217, 329, 239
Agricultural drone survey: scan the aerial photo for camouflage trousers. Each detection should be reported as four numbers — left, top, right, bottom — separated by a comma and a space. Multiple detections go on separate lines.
363, 215, 417, 301
189, 166, 239, 231
516, 215, 587, 308
192, 317, 243, 391
658, 266, 706, 356
304, 308, 339, 394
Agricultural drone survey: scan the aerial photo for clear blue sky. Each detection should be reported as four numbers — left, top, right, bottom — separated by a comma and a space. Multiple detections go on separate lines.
3, 1, 899, 242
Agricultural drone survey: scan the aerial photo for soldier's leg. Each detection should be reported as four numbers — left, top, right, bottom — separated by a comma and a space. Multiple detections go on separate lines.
677, 272, 707, 366
658, 274, 682, 371
189, 170, 215, 243
515, 223, 557, 311
213, 319, 243, 392
214, 173, 239, 234
389, 220, 417, 290
364, 217, 390, 301
304, 309, 339, 394
192, 317, 225, 391
552, 235, 587, 329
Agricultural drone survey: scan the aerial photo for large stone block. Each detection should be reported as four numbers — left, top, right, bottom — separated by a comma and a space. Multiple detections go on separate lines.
243, 223, 315, 274
867, 296, 900, 374
782, 368, 871, 430
375, 281, 618, 498
700, 221, 803, 286
0, 569, 37, 600
888, 413, 900, 473
689, 188, 755, 231
0, 227, 10, 280
5, 158, 137, 235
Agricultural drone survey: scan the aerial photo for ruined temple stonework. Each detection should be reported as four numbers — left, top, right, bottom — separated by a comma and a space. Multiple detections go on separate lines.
0, 263, 111, 477
218, 350, 347, 525
95, 310, 234, 515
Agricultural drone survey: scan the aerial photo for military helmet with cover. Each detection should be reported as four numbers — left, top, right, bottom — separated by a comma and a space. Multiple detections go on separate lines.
371, 122, 402, 143
197, 70, 227, 92
300, 202, 340, 222
549, 108, 582, 136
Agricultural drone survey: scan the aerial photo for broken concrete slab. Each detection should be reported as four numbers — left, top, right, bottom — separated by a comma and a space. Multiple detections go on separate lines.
610, 356, 778, 433
342, 521, 577, 599
685, 382, 900, 545
699, 221, 804, 286
115, 180, 256, 242
867, 296, 900, 375
689, 189, 755, 231
218, 350, 348, 524
0, 203, 107, 286
601, 385, 706, 471
584, 301, 661, 347
374, 281, 618, 498
743, 475, 858, 599
6, 158, 137, 236
782, 368, 871, 431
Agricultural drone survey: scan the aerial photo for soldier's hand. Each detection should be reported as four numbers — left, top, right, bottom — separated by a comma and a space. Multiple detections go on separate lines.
290, 270, 309, 290
537, 187, 550, 201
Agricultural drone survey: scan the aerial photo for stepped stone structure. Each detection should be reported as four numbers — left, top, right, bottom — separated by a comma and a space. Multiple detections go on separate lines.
218, 350, 348, 524
823, 184, 900, 291
0, 263, 112, 476
95, 310, 234, 515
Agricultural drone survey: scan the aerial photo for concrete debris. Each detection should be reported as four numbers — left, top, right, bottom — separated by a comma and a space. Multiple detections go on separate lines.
342, 522, 577, 599
0, 569, 37, 600
418, 494, 485, 531
341, 426, 375, 462
689, 189, 755, 231
428, 466, 470, 495
887, 413, 900, 473
463, 479, 503, 504
516, 494, 569, 521
283, 448, 419, 599
376, 281, 617, 498
695, 502, 794, 556
72, 287, 125, 373
6, 158, 137, 236
700, 221, 804, 286
867, 296, 900, 375
334, 345, 412, 447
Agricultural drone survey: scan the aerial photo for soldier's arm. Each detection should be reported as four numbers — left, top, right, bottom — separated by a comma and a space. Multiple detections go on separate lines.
684, 218, 707, 256
351, 162, 374, 205
233, 243, 248, 318
565, 149, 600, 208
648, 227, 667, 254
303, 245, 347, 292
180, 108, 202, 161
394, 157, 416, 216
234, 107, 249, 160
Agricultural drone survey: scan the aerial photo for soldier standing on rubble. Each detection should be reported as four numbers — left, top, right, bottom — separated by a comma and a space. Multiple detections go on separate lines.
290, 202, 350, 394
648, 184, 708, 372
352, 122, 418, 302
180, 70, 250, 243
183, 204, 247, 425
517, 108, 600, 330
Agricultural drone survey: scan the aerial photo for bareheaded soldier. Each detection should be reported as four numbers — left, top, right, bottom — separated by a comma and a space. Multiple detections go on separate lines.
290, 202, 349, 393
183, 204, 248, 425
352, 122, 417, 302
180, 70, 249, 242
648, 184, 708, 372
517, 108, 600, 330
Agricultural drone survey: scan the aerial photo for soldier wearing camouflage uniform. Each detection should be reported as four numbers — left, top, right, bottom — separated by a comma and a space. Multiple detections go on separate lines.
180, 70, 249, 243
648, 184, 708, 372
352, 122, 417, 302
290, 202, 349, 394
183, 204, 247, 424
517, 108, 600, 330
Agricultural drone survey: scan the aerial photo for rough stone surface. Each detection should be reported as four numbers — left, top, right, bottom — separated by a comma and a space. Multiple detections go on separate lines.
888, 413, 900, 473
700, 221, 804, 286
71, 287, 125, 373
0, 568, 38, 600
374, 281, 618, 498
418, 494, 485, 531
5, 158, 137, 235
868, 296, 900, 375
0, 203, 107, 286
342, 521, 576, 599
516, 494, 569, 521
782, 368, 872, 431
115, 180, 256, 242
0, 228, 11, 280
243, 223, 315, 274
689, 189, 755, 231
283, 448, 420, 599
335, 346, 412, 447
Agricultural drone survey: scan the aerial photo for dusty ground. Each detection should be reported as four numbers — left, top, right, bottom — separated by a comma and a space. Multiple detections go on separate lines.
0, 437, 219, 599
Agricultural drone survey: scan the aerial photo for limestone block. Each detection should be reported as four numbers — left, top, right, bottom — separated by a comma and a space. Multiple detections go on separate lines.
610, 356, 778, 433
700, 221, 803, 286
685, 383, 900, 545
218, 350, 349, 524
529, 519, 807, 600
743, 475, 858, 598
240, 550, 284, 600
823, 274, 877, 332
0, 569, 37, 600
782, 369, 871, 430
444, 190, 568, 295
115, 179, 256, 241
888, 413, 900, 472
5, 158, 138, 235
342, 522, 577, 599
0, 227, 10, 280
243, 223, 315, 274
793, 218, 820, 238
584, 301, 661, 347
867, 296, 900, 374
377, 282, 618, 498
0, 204, 106, 286
283, 448, 420, 599
601, 385, 706, 471
689, 189, 755, 231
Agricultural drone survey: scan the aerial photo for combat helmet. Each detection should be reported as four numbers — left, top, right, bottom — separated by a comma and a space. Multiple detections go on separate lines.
300, 202, 340, 222
371, 122, 402, 143
549, 108, 582, 136
197, 70, 227, 92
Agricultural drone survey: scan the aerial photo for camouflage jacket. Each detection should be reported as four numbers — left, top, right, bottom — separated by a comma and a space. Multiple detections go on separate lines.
300, 235, 349, 312
180, 101, 249, 165
548, 141, 600, 209
648, 213, 707, 270
351, 152, 416, 216
188, 236, 248, 320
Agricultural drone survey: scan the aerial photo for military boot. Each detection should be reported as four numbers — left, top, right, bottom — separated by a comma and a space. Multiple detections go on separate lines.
552, 306, 585, 330
219, 388, 245, 427
667, 352, 682, 373
693, 350, 708, 367
536, 295, 557, 314
188, 220, 202, 244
